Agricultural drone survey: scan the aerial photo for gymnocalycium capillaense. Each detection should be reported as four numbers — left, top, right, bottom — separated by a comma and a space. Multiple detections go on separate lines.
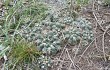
20, 16, 93, 53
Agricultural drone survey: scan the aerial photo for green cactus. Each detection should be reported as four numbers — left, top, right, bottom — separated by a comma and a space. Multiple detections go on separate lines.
103, 0, 110, 6
38, 55, 52, 69
20, 15, 94, 52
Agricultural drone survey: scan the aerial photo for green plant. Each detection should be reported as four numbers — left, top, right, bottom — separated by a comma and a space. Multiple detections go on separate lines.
103, 0, 110, 6
76, 0, 89, 5
0, 0, 48, 57
20, 14, 94, 55
76, 17, 94, 46
38, 55, 52, 69
37, 31, 61, 55
1, 0, 48, 30
18, 2, 48, 25
63, 28, 81, 45
63, 16, 73, 24
20, 22, 62, 55
4, 39, 41, 70
0, 44, 9, 61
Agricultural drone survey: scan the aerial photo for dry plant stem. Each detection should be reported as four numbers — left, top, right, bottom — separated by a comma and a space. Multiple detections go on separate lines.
70, 0, 73, 16
92, 1, 102, 55
98, 22, 110, 36
92, 7, 110, 61
93, 11, 110, 36
102, 25, 110, 61
102, 32, 106, 61
92, 1, 108, 33
94, 35, 102, 52
66, 48, 81, 70
90, 60, 99, 69
56, 44, 67, 65
78, 39, 94, 62
92, 0, 97, 31
57, 51, 66, 70
87, 58, 91, 65
68, 63, 72, 70
92, 3, 102, 53
92, 4, 110, 60
65, 48, 76, 70
78, 34, 103, 62
68, 63, 81, 70
73, 40, 82, 60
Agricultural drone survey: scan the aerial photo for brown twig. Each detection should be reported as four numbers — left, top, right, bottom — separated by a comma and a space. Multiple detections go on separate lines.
78, 34, 103, 62
65, 48, 82, 70
102, 25, 110, 61
92, 11, 110, 36
56, 44, 67, 65
78, 39, 94, 62
92, 2, 110, 61
92, 3, 102, 54
65, 48, 76, 70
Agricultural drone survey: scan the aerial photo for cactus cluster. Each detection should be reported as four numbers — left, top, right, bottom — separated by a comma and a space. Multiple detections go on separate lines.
63, 16, 73, 24
63, 27, 81, 45
36, 31, 61, 54
61, 17, 94, 46
19, 15, 94, 54
38, 55, 52, 69
76, 18, 94, 46
20, 22, 63, 55
103, 0, 110, 6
